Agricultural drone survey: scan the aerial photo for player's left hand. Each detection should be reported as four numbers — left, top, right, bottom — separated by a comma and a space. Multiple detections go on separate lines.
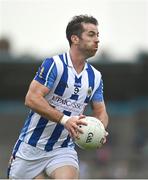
102, 131, 109, 144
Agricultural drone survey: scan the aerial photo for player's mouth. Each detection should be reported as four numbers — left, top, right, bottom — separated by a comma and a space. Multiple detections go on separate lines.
94, 46, 98, 51
94, 44, 98, 50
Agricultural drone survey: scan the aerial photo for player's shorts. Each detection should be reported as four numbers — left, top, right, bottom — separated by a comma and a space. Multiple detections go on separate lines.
8, 142, 79, 179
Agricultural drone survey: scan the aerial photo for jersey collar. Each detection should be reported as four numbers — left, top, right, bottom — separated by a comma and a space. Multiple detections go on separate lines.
65, 51, 88, 70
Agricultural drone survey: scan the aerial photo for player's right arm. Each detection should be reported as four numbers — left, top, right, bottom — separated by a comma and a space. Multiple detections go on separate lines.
25, 80, 86, 139
25, 79, 64, 123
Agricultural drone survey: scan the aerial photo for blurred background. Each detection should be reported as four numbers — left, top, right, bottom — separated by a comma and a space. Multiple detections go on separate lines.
0, 0, 148, 178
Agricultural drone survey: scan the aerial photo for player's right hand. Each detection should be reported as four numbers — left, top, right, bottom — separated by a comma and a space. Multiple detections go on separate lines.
64, 115, 87, 139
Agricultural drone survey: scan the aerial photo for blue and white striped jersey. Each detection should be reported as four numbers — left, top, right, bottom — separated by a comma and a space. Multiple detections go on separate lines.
13, 51, 104, 153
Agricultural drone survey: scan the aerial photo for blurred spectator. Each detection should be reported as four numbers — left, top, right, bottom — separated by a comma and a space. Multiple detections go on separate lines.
0, 37, 10, 51
95, 145, 111, 166
0, 37, 13, 61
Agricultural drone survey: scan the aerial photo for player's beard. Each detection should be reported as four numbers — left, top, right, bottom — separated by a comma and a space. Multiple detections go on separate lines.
84, 47, 98, 59
78, 42, 98, 59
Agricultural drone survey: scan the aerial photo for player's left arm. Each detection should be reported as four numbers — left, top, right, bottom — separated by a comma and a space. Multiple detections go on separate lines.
91, 101, 109, 129
90, 77, 109, 129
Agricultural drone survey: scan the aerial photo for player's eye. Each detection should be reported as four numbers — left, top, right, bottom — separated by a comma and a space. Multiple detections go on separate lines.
88, 33, 95, 37
88, 32, 99, 38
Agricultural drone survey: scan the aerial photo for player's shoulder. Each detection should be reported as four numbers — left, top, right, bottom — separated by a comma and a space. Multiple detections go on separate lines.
43, 54, 58, 63
43, 53, 64, 66
88, 63, 102, 76
88, 63, 102, 87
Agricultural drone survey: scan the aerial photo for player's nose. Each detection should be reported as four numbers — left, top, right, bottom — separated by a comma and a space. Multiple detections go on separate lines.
95, 37, 99, 43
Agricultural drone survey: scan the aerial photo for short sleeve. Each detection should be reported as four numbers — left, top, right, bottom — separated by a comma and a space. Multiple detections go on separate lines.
34, 58, 57, 89
91, 78, 104, 102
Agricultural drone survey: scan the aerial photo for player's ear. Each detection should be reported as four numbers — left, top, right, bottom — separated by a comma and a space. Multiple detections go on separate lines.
71, 35, 79, 45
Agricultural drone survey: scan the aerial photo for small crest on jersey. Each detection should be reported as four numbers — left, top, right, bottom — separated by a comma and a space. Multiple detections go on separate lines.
87, 87, 92, 96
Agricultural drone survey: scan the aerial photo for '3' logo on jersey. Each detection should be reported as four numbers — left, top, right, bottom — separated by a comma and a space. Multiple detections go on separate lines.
39, 67, 44, 78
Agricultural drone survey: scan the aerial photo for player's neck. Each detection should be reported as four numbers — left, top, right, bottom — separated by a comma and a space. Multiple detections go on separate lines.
69, 49, 86, 74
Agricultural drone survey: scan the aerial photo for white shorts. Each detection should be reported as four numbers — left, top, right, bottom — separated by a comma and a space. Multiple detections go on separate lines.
8, 142, 79, 179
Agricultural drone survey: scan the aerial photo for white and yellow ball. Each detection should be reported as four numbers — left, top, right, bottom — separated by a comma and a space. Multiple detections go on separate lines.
75, 116, 106, 150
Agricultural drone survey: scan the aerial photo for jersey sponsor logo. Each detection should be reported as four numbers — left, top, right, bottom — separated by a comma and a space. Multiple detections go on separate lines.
50, 95, 84, 113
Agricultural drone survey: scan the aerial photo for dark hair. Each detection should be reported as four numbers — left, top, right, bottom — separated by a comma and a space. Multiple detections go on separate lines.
66, 15, 98, 46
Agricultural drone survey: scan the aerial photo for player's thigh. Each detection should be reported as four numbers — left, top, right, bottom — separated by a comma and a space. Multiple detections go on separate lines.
34, 172, 47, 179
50, 165, 79, 179
9, 156, 47, 179
45, 147, 79, 178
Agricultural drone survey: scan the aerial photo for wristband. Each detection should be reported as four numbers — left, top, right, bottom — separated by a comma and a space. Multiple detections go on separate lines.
60, 115, 69, 125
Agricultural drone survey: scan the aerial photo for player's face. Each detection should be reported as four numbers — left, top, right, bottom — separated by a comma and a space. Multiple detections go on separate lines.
78, 23, 99, 58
